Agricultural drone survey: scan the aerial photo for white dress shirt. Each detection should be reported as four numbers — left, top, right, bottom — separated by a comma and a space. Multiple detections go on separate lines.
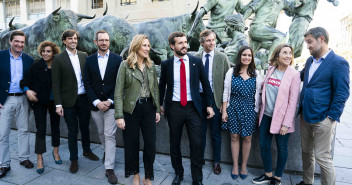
66, 48, 85, 95
93, 50, 114, 107
172, 55, 193, 101
308, 49, 331, 83
200, 50, 214, 92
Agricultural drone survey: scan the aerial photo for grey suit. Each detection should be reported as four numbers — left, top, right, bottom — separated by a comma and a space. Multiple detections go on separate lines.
195, 49, 230, 163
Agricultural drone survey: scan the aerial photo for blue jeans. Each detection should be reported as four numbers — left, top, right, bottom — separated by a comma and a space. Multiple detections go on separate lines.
201, 94, 221, 163
259, 114, 290, 177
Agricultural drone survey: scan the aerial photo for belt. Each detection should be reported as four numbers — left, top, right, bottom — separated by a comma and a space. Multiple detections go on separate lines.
8, 93, 23, 96
77, 94, 86, 98
137, 97, 152, 104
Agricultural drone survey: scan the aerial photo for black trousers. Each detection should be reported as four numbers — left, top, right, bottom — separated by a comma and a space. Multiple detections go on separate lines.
33, 101, 60, 154
63, 94, 91, 161
167, 101, 203, 183
123, 99, 156, 180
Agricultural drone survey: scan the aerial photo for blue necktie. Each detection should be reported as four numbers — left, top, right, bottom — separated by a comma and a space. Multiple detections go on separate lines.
204, 53, 210, 77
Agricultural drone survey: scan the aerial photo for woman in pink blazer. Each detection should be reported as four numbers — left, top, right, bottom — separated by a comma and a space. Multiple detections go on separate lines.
252, 44, 301, 185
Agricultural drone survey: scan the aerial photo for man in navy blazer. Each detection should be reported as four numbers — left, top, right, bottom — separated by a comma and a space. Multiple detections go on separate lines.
159, 32, 215, 185
0, 31, 34, 178
83, 30, 121, 184
298, 27, 350, 185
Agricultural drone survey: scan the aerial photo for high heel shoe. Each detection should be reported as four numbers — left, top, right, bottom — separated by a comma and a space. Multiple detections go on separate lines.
36, 158, 44, 174
52, 152, 62, 164
231, 173, 239, 180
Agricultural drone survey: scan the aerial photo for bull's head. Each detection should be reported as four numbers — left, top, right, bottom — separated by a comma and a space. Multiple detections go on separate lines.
44, 7, 96, 51
51, 7, 96, 23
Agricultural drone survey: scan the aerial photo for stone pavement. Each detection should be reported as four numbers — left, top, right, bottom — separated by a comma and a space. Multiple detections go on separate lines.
1, 99, 352, 185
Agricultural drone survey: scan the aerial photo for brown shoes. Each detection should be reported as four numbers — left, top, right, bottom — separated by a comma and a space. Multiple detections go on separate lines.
83, 151, 99, 161
106, 169, 118, 184
20, 160, 34, 169
213, 163, 221, 175
70, 160, 78, 173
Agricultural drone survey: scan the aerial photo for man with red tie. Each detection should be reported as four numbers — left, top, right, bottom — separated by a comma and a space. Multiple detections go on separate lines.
159, 32, 215, 185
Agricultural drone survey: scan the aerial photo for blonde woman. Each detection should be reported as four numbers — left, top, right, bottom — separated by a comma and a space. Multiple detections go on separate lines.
115, 35, 161, 185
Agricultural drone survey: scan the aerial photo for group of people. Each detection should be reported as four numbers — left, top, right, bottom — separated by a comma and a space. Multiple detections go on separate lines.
0, 26, 349, 185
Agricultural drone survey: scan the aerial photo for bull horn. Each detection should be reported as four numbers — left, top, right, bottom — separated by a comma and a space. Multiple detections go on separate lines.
51, 7, 61, 15
191, 0, 199, 16
125, 14, 129, 19
76, 13, 96, 19
103, 3, 108, 16
151, 48, 162, 55
120, 46, 129, 58
9, 17, 15, 30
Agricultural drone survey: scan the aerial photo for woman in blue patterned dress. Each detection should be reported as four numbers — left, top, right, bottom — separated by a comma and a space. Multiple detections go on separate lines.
221, 46, 261, 180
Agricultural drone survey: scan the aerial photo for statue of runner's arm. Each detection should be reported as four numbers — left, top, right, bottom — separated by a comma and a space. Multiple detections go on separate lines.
187, 0, 243, 39
242, 0, 265, 20
284, 0, 304, 17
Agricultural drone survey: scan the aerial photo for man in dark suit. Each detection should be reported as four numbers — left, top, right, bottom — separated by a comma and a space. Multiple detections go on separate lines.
52, 29, 99, 174
297, 27, 350, 185
195, 29, 230, 174
0, 31, 34, 178
83, 30, 122, 184
159, 32, 215, 185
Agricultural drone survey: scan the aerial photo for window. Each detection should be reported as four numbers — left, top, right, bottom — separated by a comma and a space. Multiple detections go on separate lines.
5, 0, 20, 18
121, 0, 136, 6
28, 0, 45, 14
55, 0, 71, 9
92, 0, 104, 9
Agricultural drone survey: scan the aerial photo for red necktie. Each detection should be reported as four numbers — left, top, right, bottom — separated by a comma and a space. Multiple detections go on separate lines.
180, 58, 187, 107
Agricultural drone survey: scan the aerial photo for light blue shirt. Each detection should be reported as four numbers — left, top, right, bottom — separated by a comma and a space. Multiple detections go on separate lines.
9, 49, 23, 93
172, 55, 193, 101
308, 49, 331, 83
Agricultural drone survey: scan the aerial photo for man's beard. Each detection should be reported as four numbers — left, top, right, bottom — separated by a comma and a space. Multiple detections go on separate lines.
175, 47, 187, 57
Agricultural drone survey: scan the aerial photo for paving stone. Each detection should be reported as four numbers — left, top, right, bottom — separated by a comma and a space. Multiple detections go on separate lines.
24, 169, 110, 185
0, 180, 16, 185
334, 155, 352, 168
290, 174, 322, 185
336, 167, 352, 184
334, 146, 352, 157
0, 158, 54, 184
337, 139, 352, 147
335, 133, 352, 140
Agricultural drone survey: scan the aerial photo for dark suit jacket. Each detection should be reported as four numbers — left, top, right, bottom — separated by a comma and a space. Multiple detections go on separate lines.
20, 58, 53, 106
159, 54, 214, 117
83, 52, 122, 111
0, 49, 34, 105
300, 50, 350, 123
52, 50, 88, 108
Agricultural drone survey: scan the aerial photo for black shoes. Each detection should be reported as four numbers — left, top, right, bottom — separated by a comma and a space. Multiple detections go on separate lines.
70, 160, 78, 173
172, 174, 183, 185
83, 151, 99, 161
252, 174, 273, 184
20, 160, 34, 168
0, 166, 11, 178
213, 163, 221, 175
296, 181, 312, 185
106, 169, 118, 184
270, 178, 281, 185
